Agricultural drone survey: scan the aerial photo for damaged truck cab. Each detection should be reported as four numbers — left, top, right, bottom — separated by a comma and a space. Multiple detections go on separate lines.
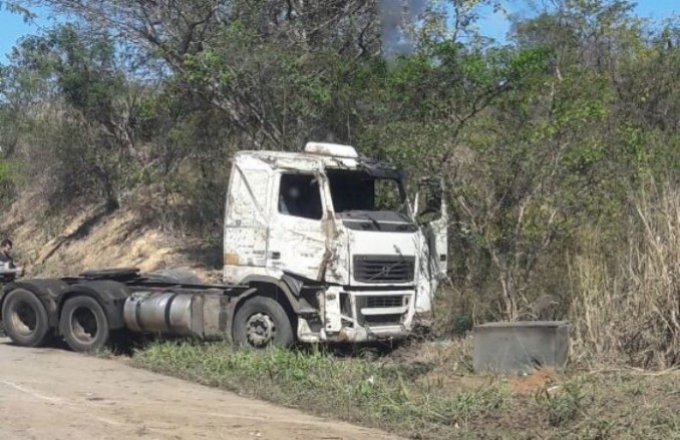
223, 142, 448, 344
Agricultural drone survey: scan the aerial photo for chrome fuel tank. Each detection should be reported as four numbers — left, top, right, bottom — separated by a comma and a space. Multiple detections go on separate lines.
123, 291, 201, 337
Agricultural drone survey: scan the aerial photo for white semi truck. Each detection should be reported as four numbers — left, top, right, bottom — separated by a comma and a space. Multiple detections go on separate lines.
0, 142, 448, 351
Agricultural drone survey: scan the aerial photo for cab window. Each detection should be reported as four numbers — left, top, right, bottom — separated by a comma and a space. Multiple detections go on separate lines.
278, 173, 323, 220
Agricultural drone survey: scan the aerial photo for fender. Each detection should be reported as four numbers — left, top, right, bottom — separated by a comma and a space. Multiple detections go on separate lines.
1, 279, 70, 327
221, 286, 258, 343
238, 275, 301, 313
226, 277, 299, 344
59, 280, 131, 330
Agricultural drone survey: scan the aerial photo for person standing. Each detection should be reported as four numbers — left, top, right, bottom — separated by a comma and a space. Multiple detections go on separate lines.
0, 239, 23, 277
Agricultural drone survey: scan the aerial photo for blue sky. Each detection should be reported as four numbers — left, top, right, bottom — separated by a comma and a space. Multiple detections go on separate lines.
1, 4, 55, 63
0, 1, 678, 64
475, 0, 679, 43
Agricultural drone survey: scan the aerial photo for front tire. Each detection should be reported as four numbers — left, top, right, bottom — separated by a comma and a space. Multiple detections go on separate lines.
2, 288, 51, 347
59, 296, 110, 353
233, 296, 294, 349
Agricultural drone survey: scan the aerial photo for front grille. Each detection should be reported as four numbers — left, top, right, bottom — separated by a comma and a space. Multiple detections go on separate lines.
353, 255, 415, 284
363, 314, 403, 326
366, 295, 404, 308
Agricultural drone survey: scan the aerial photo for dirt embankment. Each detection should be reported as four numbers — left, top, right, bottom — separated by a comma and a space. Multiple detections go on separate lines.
1, 197, 218, 281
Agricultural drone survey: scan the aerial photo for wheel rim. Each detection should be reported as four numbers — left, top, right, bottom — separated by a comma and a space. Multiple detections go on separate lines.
11, 301, 37, 336
70, 306, 98, 345
245, 312, 277, 348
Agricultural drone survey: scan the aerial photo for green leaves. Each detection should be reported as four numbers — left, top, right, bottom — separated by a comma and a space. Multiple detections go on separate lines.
183, 50, 233, 86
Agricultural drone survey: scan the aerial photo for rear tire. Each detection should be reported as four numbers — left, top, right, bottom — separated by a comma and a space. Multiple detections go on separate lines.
233, 296, 294, 349
59, 296, 110, 353
2, 288, 51, 347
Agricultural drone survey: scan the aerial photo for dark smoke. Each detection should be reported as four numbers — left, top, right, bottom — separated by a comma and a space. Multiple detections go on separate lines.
379, 0, 428, 55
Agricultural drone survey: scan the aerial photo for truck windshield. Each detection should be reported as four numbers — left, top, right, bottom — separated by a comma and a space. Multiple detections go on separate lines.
327, 170, 406, 214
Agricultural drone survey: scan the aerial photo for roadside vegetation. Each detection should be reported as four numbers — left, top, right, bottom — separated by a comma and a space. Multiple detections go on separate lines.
1, 0, 680, 437
132, 339, 680, 440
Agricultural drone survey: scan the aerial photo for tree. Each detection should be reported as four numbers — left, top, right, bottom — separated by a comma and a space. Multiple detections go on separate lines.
0, 1, 33, 20
1, 24, 142, 209
30, 0, 386, 149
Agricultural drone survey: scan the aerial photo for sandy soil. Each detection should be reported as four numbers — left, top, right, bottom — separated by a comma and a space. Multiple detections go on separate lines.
0, 339, 402, 440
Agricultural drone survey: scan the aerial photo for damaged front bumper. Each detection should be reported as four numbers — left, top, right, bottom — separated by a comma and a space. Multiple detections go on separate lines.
296, 288, 416, 343
297, 319, 413, 343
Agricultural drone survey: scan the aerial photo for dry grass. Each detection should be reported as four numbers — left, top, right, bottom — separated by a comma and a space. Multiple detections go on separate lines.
568, 182, 680, 369
0, 192, 219, 281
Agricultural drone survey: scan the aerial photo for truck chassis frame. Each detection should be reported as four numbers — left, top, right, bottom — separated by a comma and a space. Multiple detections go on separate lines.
0, 268, 275, 352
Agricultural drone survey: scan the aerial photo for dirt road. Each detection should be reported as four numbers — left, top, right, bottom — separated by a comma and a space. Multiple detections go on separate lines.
0, 339, 401, 440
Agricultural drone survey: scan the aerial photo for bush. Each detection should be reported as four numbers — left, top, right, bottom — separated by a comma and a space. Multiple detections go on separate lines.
569, 180, 680, 369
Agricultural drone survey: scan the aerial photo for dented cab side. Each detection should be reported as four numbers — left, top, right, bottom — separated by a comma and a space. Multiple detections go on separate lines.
223, 151, 447, 344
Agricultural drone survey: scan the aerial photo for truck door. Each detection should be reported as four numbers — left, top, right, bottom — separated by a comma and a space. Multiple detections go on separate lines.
267, 171, 329, 280
223, 161, 272, 281
424, 177, 448, 279
415, 177, 449, 313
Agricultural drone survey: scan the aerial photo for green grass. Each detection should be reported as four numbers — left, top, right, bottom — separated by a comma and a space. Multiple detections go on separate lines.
131, 340, 680, 440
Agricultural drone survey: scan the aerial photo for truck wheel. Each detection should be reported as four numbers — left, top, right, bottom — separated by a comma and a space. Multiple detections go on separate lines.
2, 288, 51, 347
233, 296, 294, 349
59, 296, 110, 353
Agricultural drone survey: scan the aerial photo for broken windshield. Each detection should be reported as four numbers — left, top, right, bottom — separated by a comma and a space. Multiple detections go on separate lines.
326, 170, 408, 215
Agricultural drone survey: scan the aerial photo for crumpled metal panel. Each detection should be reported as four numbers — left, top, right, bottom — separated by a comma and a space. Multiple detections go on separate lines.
324, 224, 349, 285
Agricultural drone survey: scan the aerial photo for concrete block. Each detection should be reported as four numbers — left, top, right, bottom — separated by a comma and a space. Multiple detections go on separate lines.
473, 321, 570, 374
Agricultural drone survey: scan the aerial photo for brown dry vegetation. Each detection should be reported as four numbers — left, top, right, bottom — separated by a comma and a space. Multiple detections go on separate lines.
568, 183, 680, 369
1, 192, 221, 281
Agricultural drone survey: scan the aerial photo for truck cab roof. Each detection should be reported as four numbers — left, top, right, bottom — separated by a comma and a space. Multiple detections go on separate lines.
235, 142, 405, 180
